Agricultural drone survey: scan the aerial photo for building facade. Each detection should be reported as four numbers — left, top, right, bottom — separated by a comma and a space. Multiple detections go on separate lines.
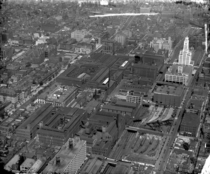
165, 37, 194, 85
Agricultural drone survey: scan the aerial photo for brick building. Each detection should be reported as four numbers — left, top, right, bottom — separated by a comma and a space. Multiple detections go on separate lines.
179, 113, 200, 137
153, 85, 184, 107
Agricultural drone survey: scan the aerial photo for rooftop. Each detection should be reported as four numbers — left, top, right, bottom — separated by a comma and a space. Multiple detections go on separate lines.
39, 83, 77, 103
44, 137, 86, 173
181, 113, 200, 128
166, 64, 193, 75
154, 85, 184, 96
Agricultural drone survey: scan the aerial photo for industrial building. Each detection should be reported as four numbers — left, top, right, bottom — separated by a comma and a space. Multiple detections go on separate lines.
36, 83, 78, 107
179, 113, 200, 137
79, 157, 103, 174
56, 64, 101, 87
101, 104, 134, 116
132, 63, 160, 79
37, 107, 87, 146
153, 85, 184, 107
43, 137, 86, 174
77, 111, 125, 156
15, 104, 87, 145
165, 37, 194, 85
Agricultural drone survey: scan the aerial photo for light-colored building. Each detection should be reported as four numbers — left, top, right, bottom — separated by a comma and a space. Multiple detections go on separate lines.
202, 155, 210, 174
71, 29, 90, 42
122, 30, 132, 39
165, 65, 193, 85
165, 37, 194, 86
74, 43, 94, 55
43, 137, 86, 174
114, 33, 127, 46
27, 159, 44, 174
150, 37, 172, 52
20, 158, 36, 173
36, 83, 77, 107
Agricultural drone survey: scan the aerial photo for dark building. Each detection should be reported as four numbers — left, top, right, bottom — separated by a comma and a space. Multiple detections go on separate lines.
78, 111, 125, 156
101, 40, 115, 55
179, 113, 200, 137
16, 104, 87, 146
131, 63, 160, 79
153, 85, 184, 107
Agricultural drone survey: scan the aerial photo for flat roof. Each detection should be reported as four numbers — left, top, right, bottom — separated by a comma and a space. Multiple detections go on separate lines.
102, 104, 133, 113
115, 100, 137, 108
21, 158, 35, 168
181, 113, 200, 127
47, 86, 77, 103
44, 138, 86, 173
166, 64, 193, 75
18, 103, 53, 130
154, 85, 184, 96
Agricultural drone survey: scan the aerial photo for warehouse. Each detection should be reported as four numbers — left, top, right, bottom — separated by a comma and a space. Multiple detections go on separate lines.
16, 104, 87, 145
153, 85, 184, 107
179, 113, 200, 137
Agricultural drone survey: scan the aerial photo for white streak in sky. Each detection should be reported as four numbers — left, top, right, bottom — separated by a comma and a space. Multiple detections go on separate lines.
90, 13, 159, 17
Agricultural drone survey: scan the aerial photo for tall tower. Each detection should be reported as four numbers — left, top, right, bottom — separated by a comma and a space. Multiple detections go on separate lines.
183, 37, 189, 51
178, 37, 192, 66
205, 23, 208, 54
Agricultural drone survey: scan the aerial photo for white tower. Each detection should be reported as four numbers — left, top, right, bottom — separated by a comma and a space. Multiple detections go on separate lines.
205, 23, 208, 54
178, 37, 192, 65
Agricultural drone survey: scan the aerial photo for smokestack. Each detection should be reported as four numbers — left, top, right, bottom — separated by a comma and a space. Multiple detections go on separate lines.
69, 139, 74, 149
55, 156, 60, 166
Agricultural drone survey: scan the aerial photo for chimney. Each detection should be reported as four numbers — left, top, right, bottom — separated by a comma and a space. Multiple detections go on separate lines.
69, 139, 74, 149
55, 156, 60, 166
102, 126, 107, 133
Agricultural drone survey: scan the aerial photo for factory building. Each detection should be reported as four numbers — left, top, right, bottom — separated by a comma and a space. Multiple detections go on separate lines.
153, 85, 184, 107
37, 107, 87, 146
36, 83, 78, 107
15, 104, 87, 145
165, 37, 194, 85
179, 113, 200, 137
43, 137, 86, 174
78, 112, 125, 156
132, 63, 160, 79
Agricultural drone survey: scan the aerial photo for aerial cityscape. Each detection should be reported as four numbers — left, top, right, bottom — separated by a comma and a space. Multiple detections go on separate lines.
0, 0, 210, 174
